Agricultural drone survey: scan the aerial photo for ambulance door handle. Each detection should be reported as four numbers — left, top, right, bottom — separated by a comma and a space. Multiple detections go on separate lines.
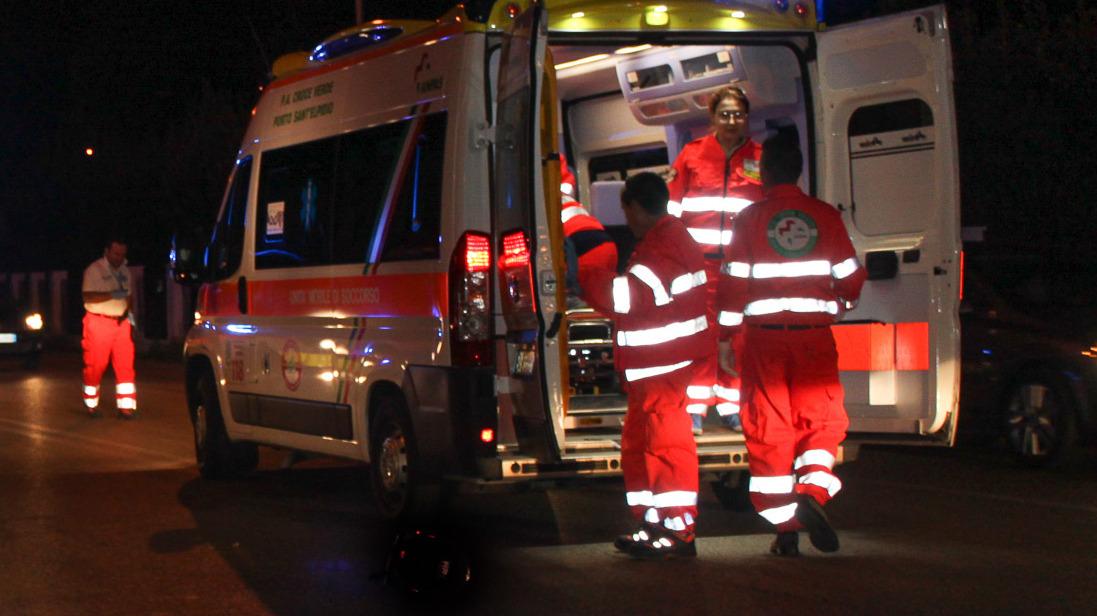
545, 312, 562, 339
237, 276, 248, 314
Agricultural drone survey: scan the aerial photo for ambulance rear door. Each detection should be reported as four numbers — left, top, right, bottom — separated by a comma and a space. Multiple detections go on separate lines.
815, 5, 961, 444
493, 2, 568, 460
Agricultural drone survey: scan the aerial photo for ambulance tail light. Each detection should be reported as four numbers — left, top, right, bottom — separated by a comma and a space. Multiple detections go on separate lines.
499, 230, 535, 313
449, 231, 494, 367
500, 230, 531, 269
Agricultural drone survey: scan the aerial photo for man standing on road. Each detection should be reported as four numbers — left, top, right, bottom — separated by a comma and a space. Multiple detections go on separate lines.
717, 134, 865, 556
81, 238, 138, 419
582, 172, 712, 559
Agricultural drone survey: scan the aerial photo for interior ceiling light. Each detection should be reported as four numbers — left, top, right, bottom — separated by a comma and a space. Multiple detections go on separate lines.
645, 5, 670, 26
571, 11, 585, 18
731, 10, 746, 18
616, 44, 653, 55
554, 53, 611, 70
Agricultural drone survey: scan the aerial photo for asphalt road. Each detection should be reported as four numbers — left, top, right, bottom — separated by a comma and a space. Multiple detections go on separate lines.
2, 352, 1096, 615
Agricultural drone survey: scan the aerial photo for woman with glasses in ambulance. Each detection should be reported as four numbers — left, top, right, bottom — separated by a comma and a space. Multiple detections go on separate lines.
666, 85, 764, 435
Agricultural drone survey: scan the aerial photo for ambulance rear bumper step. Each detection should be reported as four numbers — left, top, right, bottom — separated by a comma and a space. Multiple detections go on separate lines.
567, 394, 627, 414
490, 443, 763, 480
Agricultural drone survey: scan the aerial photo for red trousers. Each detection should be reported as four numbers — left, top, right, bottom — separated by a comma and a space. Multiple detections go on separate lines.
687, 260, 741, 417
621, 364, 699, 533
740, 326, 848, 532
81, 312, 136, 411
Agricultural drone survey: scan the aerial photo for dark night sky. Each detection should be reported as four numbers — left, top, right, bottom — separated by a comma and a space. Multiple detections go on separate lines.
0, 0, 457, 271
4, 1, 1091, 274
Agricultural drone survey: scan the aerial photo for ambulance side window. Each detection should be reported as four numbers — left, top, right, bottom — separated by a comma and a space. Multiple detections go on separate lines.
207, 156, 252, 280
380, 111, 447, 262
847, 98, 935, 236
255, 138, 337, 269
330, 121, 406, 264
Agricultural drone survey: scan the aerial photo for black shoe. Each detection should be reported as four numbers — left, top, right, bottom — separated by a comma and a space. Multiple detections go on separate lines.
86, 409, 101, 419
769, 531, 800, 557
614, 527, 649, 552
116, 410, 138, 420
617, 525, 697, 560
615, 524, 666, 552
795, 495, 839, 553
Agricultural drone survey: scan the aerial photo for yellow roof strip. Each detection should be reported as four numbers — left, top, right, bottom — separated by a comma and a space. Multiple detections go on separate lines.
486, 0, 817, 32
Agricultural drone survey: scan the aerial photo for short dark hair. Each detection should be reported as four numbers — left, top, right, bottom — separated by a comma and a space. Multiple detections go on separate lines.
104, 237, 127, 250
621, 172, 669, 216
708, 85, 750, 116
761, 133, 803, 186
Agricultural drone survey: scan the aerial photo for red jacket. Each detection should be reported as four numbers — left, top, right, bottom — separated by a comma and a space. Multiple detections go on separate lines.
667, 134, 764, 257
563, 203, 618, 313
584, 216, 713, 381
717, 184, 866, 332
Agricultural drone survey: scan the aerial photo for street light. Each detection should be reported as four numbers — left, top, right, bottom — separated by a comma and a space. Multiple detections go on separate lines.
85, 147, 94, 156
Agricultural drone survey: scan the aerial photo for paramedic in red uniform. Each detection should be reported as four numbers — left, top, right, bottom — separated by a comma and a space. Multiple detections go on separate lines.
81, 238, 138, 418
582, 172, 711, 559
717, 134, 865, 556
666, 85, 764, 434
559, 155, 617, 314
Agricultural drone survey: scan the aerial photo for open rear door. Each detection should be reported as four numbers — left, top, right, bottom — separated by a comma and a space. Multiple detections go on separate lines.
815, 5, 961, 444
494, 2, 568, 460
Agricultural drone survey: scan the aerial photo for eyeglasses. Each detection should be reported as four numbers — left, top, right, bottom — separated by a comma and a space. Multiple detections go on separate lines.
716, 110, 747, 121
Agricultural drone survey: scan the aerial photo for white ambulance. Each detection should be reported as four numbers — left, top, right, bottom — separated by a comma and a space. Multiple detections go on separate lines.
172, 0, 961, 518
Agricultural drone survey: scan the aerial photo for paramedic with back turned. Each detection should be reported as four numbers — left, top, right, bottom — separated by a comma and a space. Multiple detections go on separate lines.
717, 134, 865, 556
81, 238, 137, 418
581, 173, 711, 559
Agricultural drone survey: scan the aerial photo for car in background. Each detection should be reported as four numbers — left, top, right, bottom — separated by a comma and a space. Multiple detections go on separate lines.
0, 293, 45, 369
959, 254, 1097, 467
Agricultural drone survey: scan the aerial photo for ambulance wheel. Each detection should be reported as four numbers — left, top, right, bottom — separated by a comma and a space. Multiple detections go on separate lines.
192, 374, 258, 479
1003, 376, 1078, 468
711, 471, 754, 512
369, 394, 441, 520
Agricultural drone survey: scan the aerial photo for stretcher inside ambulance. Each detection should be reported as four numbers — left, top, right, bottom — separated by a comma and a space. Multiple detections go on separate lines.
491, 2, 960, 482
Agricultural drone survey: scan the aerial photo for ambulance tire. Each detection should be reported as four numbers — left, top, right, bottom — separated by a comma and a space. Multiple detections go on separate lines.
192, 374, 259, 479
711, 471, 754, 512
369, 394, 442, 521
1003, 375, 1079, 468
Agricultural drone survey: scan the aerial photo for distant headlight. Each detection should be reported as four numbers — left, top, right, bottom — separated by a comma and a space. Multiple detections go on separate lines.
24, 313, 44, 331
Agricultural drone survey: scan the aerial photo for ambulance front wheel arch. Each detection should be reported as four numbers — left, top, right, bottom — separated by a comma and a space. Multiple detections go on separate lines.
188, 361, 258, 479
367, 386, 442, 520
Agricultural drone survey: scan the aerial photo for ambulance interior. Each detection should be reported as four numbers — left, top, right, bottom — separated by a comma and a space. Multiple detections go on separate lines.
549, 42, 809, 437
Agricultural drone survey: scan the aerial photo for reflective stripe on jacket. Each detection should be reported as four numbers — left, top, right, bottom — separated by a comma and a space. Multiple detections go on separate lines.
584, 216, 713, 379
717, 184, 866, 331
667, 134, 764, 254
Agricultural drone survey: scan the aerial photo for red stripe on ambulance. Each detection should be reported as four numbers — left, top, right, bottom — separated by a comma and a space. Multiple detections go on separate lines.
833, 322, 929, 372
